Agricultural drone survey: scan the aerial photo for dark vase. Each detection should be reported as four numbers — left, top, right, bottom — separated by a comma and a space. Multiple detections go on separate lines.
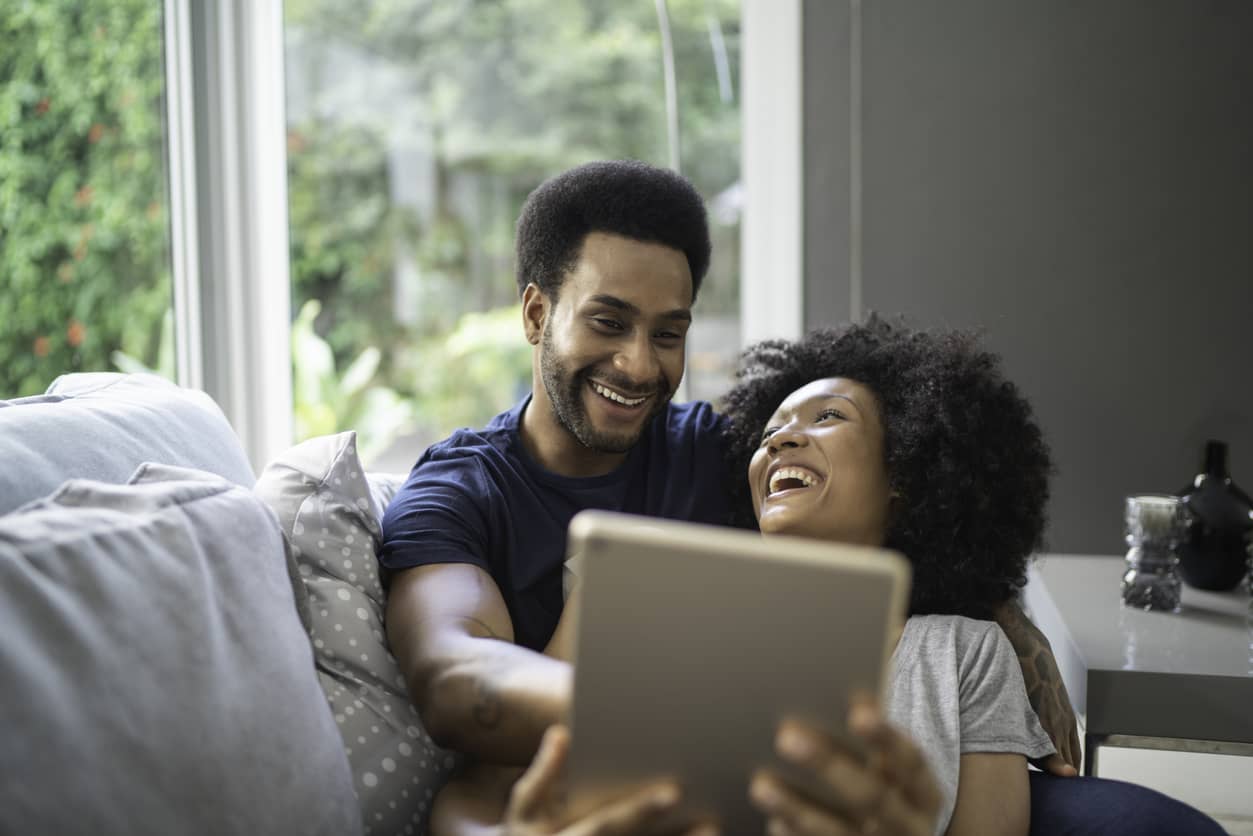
1176, 440, 1253, 591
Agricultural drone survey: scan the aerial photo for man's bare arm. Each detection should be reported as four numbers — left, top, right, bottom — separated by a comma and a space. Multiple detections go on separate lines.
386, 563, 572, 765
993, 599, 1081, 773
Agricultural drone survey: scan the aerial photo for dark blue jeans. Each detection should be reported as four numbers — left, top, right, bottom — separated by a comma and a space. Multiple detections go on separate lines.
1029, 772, 1227, 835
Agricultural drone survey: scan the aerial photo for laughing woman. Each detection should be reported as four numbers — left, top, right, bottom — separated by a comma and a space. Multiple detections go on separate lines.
721, 316, 1224, 836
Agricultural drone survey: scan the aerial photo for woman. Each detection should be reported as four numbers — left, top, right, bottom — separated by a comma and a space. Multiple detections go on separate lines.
720, 316, 1226, 836
720, 317, 1056, 835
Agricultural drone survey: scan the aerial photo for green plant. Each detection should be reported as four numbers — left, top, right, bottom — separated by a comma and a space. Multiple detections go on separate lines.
292, 298, 413, 462
0, 0, 169, 398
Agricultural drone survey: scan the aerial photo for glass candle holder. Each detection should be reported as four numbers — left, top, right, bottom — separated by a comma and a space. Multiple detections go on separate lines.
1121, 494, 1187, 612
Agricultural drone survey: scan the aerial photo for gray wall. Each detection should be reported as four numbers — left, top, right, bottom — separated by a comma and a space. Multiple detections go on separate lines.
803, 1, 1253, 553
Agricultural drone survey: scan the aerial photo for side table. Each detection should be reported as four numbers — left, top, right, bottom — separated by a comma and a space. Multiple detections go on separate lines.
1023, 554, 1253, 775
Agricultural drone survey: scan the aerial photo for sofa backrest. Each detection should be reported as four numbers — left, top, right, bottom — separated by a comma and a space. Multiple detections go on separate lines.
0, 373, 255, 516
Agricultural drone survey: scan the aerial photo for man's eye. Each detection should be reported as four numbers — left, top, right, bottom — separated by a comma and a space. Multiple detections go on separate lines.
654, 330, 683, 342
593, 318, 624, 331
760, 427, 779, 443
816, 408, 845, 422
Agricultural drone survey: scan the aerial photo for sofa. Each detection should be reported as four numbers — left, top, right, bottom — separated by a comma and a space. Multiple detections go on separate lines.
0, 373, 458, 836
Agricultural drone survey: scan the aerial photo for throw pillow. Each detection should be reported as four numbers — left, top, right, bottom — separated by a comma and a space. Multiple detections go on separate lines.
0, 372, 255, 516
0, 468, 361, 836
253, 432, 459, 836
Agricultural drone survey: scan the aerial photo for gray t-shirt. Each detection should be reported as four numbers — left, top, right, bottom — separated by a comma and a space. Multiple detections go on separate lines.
886, 614, 1055, 835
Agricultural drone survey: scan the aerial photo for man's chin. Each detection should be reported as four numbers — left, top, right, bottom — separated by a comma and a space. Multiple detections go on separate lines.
576, 427, 643, 455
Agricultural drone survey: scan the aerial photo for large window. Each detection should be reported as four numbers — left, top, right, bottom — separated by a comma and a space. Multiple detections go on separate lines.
0, 1, 172, 398
283, 0, 741, 468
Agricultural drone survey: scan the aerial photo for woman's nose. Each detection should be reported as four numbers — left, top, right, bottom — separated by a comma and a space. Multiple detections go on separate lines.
767, 426, 808, 454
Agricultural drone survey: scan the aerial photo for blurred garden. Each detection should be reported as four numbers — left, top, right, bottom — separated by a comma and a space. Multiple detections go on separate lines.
2, 0, 740, 464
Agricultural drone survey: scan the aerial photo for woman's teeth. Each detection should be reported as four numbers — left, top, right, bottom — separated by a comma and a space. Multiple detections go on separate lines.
769, 467, 818, 495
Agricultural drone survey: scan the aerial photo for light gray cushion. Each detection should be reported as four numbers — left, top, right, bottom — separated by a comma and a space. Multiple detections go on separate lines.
253, 432, 459, 836
0, 467, 362, 836
0, 372, 254, 516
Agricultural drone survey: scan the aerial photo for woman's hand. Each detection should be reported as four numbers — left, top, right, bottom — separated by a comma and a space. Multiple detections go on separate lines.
504, 725, 712, 836
749, 696, 940, 836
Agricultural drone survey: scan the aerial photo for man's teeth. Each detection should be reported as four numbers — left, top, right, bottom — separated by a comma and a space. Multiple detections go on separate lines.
769, 467, 818, 495
592, 383, 647, 406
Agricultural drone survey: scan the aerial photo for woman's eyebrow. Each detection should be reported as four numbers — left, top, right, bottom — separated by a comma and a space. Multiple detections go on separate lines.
808, 393, 862, 415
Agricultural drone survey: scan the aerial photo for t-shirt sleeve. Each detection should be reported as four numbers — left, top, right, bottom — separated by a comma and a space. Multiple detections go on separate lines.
379, 452, 492, 574
955, 620, 1056, 759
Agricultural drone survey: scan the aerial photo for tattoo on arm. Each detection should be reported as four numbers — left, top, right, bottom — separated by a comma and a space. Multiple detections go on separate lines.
457, 616, 504, 640
472, 678, 503, 730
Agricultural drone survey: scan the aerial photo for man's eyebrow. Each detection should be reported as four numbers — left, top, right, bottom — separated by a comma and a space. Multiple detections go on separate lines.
587, 294, 691, 322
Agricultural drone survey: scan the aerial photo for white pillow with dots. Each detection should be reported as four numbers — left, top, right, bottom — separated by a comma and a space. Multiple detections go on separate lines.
254, 432, 461, 836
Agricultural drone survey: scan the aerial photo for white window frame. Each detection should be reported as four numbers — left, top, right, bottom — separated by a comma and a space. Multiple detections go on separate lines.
164, 0, 293, 471
741, 0, 803, 344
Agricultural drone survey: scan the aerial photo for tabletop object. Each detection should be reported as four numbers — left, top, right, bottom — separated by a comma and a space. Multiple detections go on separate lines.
1023, 554, 1253, 775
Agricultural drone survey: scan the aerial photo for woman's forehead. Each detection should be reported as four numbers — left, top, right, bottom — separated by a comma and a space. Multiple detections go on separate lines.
773, 376, 873, 414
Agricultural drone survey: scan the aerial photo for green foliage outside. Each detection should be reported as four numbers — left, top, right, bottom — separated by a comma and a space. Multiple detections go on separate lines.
2, 0, 740, 460
0, 0, 170, 398
285, 0, 741, 455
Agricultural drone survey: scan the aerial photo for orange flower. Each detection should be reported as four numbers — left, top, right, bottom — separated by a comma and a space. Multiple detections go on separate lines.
88, 123, 105, 143
74, 185, 94, 208
67, 320, 86, 348
35, 98, 50, 115
33, 336, 50, 357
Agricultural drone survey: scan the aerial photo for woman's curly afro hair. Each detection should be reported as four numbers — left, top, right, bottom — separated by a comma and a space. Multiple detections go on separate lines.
721, 315, 1053, 619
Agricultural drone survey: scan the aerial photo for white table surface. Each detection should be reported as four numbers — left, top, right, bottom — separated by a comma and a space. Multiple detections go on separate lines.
1023, 554, 1253, 768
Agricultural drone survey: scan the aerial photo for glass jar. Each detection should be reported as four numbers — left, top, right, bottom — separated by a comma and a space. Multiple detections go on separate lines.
1121, 494, 1187, 612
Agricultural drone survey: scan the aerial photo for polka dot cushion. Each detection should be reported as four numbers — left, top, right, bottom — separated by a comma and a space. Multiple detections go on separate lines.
253, 432, 461, 836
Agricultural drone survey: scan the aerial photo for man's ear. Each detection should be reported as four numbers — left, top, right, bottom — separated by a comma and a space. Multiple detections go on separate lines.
521, 283, 549, 346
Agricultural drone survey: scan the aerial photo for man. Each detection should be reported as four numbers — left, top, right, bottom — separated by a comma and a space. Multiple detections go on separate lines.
382, 160, 1155, 831
381, 160, 731, 768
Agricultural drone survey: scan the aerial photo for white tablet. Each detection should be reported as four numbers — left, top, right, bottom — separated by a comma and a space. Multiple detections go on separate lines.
563, 510, 911, 833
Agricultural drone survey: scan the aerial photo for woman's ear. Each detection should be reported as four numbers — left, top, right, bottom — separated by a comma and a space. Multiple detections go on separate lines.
521, 283, 547, 346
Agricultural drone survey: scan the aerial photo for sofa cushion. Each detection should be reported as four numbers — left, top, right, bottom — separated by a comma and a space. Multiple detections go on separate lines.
0, 466, 361, 836
253, 432, 459, 836
0, 372, 255, 516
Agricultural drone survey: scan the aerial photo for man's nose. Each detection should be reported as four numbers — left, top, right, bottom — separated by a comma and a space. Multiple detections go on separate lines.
613, 332, 660, 384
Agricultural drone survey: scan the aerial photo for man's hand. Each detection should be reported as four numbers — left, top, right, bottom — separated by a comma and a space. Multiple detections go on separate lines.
503, 726, 712, 836
994, 601, 1081, 774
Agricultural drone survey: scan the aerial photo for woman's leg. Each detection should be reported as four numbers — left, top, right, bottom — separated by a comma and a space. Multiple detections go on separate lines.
1028, 771, 1227, 836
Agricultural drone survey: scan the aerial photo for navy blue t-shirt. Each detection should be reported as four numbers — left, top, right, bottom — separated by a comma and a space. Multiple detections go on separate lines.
380, 396, 733, 650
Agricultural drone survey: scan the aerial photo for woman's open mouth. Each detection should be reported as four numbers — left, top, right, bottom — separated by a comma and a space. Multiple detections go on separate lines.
766, 465, 823, 497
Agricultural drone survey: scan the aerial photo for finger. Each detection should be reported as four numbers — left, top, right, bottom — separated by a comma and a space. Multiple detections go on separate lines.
562, 782, 681, 836
1069, 725, 1083, 772
846, 702, 941, 815
508, 724, 569, 819
871, 781, 940, 836
750, 772, 856, 836
1036, 753, 1078, 778
774, 721, 886, 820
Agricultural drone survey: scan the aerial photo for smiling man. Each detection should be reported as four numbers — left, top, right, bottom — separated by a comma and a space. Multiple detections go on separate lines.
380, 160, 733, 766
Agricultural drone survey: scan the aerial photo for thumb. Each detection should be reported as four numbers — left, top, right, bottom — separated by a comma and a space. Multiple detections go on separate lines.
1034, 753, 1078, 778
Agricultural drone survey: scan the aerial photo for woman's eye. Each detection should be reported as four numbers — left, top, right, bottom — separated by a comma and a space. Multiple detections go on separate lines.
816, 408, 845, 422
760, 427, 779, 443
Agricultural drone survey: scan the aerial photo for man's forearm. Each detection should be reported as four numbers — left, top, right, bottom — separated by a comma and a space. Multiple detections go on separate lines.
993, 598, 1081, 770
413, 632, 572, 766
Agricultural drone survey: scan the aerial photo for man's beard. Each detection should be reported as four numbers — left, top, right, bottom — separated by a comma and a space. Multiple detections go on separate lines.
539, 323, 672, 455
